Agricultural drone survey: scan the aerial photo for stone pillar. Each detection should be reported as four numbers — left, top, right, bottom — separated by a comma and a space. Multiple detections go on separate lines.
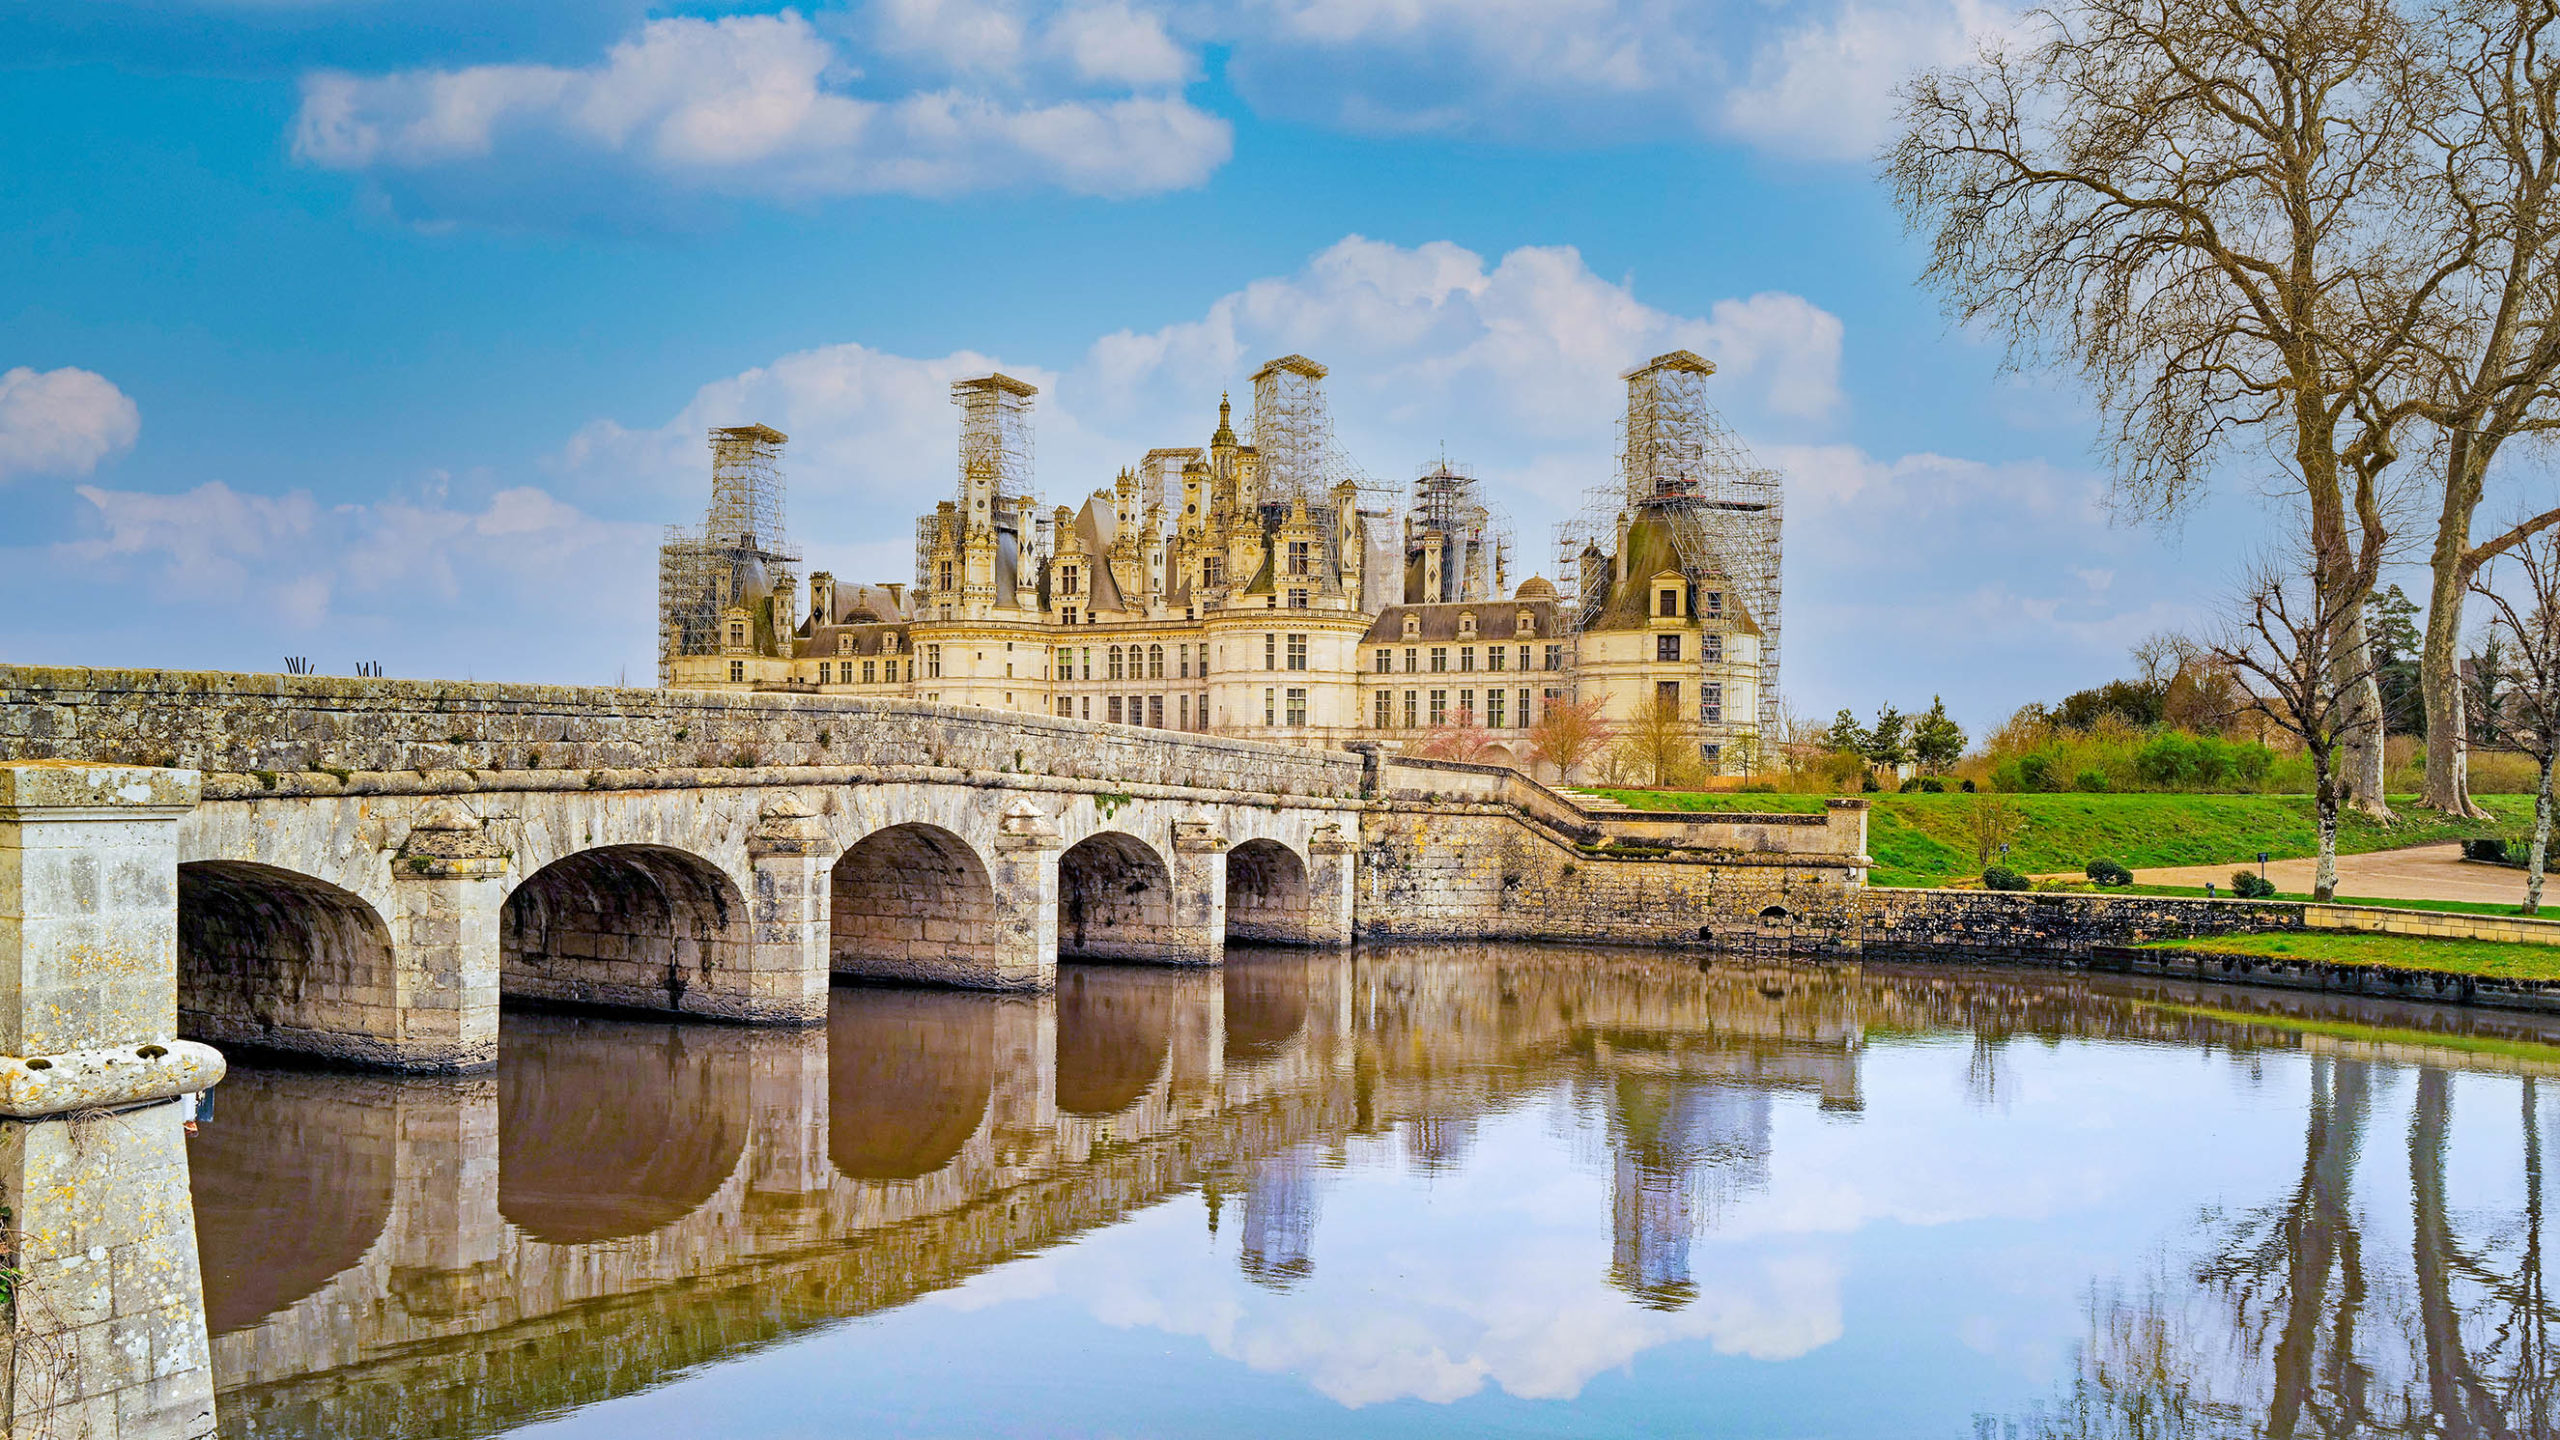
389, 802, 507, 1073
0, 763, 222, 1440
737, 797, 829, 1026
987, 800, 1062, 991
1306, 823, 1357, 948
1165, 821, 1228, 967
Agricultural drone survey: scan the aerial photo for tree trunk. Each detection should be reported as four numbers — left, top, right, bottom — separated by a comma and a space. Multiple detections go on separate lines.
2337, 608, 2394, 820
2314, 760, 2342, 903
2419, 450, 2491, 818
2532, 757, 2553, 916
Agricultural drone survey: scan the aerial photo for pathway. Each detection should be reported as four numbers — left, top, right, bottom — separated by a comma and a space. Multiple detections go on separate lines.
2128, 842, 2537, 906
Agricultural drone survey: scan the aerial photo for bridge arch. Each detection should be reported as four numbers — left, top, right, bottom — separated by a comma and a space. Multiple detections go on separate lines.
1057, 831, 1179, 962
178, 859, 399, 1062
499, 1013, 750, 1246
1225, 838, 1317, 945
828, 988, 997, 1183
1223, 956, 1312, 1068
830, 822, 1011, 988
188, 1070, 397, 1335
502, 844, 750, 1017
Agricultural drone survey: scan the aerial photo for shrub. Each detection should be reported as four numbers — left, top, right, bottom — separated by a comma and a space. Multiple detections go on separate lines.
2230, 870, 2276, 899
2073, 769, 2109, 792
1860, 774, 1882, 794
1739, 782, 1777, 793
1899, 776, 1946, 794
2013, 753, 2058, 792
1960, 778, 1977, 793
1982, 866, 2030, 892
2085, 858, 2133, 887
2463, 837, 2511, 863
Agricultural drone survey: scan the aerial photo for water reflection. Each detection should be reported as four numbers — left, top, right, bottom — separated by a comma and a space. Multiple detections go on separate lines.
175, 947, 2560, 1439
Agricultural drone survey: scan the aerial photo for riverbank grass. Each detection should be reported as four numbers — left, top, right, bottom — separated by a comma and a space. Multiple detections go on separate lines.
2136, 930, 2560, 982
2118, 885, 2551, 919
1580, 791, 2534, 888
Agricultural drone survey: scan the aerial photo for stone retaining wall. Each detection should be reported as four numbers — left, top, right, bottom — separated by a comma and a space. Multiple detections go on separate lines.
0, 666, 1361, 799
1855, 887, 2310, 962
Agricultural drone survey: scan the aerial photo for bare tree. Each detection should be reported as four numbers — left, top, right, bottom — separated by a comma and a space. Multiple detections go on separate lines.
2214, 557, 2383, 900
2469, 527, 2560, 908
1890, 0, 2457, 818
1612, 694, 1699, 791
2410, 0, 2560, 817
1526, 694, 1613, 785
1411, 706, 1497, 764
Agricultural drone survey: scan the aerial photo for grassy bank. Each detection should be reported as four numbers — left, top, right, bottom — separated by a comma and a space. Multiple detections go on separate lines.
2118, 885, 2551, 919
2136, 930, 2560, 982
1580, 790, 2534, 888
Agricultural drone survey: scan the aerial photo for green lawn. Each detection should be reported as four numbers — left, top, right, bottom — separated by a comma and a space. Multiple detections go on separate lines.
1580, 790, 2535, 888
2136, 930, 2560, 982
2116, 884, 2552, 920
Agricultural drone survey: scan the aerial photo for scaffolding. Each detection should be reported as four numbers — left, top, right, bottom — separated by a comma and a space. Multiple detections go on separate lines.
657, 424, 799, 684
1558, 351, 1784, 745
952, 373, 1037, 503
1407, 460, 1512, 603
1248, 355, 1391, 506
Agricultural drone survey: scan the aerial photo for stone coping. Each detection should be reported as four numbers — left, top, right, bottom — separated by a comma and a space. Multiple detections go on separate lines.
194, 764, 1368, 810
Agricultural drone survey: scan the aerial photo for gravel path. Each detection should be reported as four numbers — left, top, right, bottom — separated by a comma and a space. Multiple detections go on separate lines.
2127, 842, 2535, 905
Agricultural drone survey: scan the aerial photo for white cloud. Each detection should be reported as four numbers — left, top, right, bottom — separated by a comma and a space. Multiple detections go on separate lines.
292, 10, 1230, 215
59, 479, 646, 633
1720, 0, 2015, 162
0, 366, 141, 484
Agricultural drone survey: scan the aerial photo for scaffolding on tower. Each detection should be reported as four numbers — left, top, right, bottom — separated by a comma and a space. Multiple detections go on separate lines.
656, 424, 798, 684
1248, 355, 1395, 508
1408, 460, 1512, 602
1558, 351, 1784, 744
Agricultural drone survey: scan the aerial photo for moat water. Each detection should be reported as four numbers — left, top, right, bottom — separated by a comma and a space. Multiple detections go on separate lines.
185, 946, 2560, 1438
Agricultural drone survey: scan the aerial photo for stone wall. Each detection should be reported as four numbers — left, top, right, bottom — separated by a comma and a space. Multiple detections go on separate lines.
1853, 887, 2308, 963
0, 667, 1362, 799
1356, 802, 1867, 949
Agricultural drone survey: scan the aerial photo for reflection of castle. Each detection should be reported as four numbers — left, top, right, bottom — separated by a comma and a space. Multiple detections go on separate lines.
1607, 1081, 1775, 1310
1239, 1148, 1323, 1292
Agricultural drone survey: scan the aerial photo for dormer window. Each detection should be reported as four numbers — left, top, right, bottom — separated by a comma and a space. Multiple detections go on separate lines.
1288, 540, 1311, 576
1516, 610, 1534, 635
728, 620, 747, 648
1658, 587, 1682, 619
937, 560, 955, 592
1403, 614, 1421, 638
1060, 567, 1080, 597
836, 635, 853, 656
1706, 591, 1724, 616
882, 634, 897, 654
1459, 612, 1476, 636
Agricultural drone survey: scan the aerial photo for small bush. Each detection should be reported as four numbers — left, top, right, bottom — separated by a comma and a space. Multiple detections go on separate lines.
2463, 837, 2512, 863
1739, 782, 1777, 793
1960, 778, 1977, 793
1981, 866, 2030, 892
1899, 776, 1948, 794
2085, 858, 2133, 887
2073, 769, 2109, 793
1860, 774, 1882, 794
2230, 870, 2277, 899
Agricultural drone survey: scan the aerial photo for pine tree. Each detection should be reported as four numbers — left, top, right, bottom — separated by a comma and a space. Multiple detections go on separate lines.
1911, 696, 1967, 773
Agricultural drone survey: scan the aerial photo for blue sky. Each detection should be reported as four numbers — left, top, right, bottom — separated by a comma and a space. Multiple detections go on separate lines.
0, 0, 2276, 732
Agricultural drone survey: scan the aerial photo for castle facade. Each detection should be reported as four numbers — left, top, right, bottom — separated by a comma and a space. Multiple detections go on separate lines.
661, 353, 1775, 777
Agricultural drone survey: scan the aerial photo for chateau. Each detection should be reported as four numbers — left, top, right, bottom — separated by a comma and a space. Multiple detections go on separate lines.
660, 352, 1780, 776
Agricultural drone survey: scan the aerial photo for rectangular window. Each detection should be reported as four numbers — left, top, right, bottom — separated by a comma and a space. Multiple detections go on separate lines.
927, 645, 942, 678
884, 660, 897, 682
1057, 647, 1072, 677
1656, 680, 1681, 712
818, 662, 831, 685
1459, 689, 1475, 720
1543, 644, 1563, 672
729, 660, 744, 682
1264, 687, 1276, 726
1265, 633, 1278, 670
1081, 648, 1093, 681
1487, 690, 1506, 728
1288, 588, 1310, 609
1287, 633, 1308, 671
1180, 694, 1191, 729
859, 660, 874, 682
1430, 646, 1448, 673
1487, 645, 1505, 672
1403, 690, 1419, 729
1180, 643, 1192, 679
1285, 688, 1307, 726
1428, 689, 1448, 725
1374, 690, 1393, 728
1080, 696, 1090, 720
1288, 540, 1311, 575
1149, 695, 1164, 727
1518, 644, 1531, 671
1109, 647, 1124, 681
1459, 646, 1475, 672
1657, 634, 1681, 662
937, 560, 954, 592
1519, 688, 1532, 722
1703, 633, 1723, 663
1706, 592, 1723, 616
1109, 696, 1124, 724
1059, 697, 1073, 718
1148, 646, 1163, 680
1405, 647, 1420, 674
1375, 649, 1392, 673
1702, 683, 1723, 726
1659, 588, 1681, 618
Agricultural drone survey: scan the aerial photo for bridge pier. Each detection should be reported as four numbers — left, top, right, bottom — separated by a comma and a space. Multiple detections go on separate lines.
1308, 824, 1358, 948
388, 803, 508, 1072
0, 764, 223, 1440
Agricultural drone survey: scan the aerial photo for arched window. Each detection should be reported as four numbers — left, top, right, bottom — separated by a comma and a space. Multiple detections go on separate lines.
1148, 643, 1164, 679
